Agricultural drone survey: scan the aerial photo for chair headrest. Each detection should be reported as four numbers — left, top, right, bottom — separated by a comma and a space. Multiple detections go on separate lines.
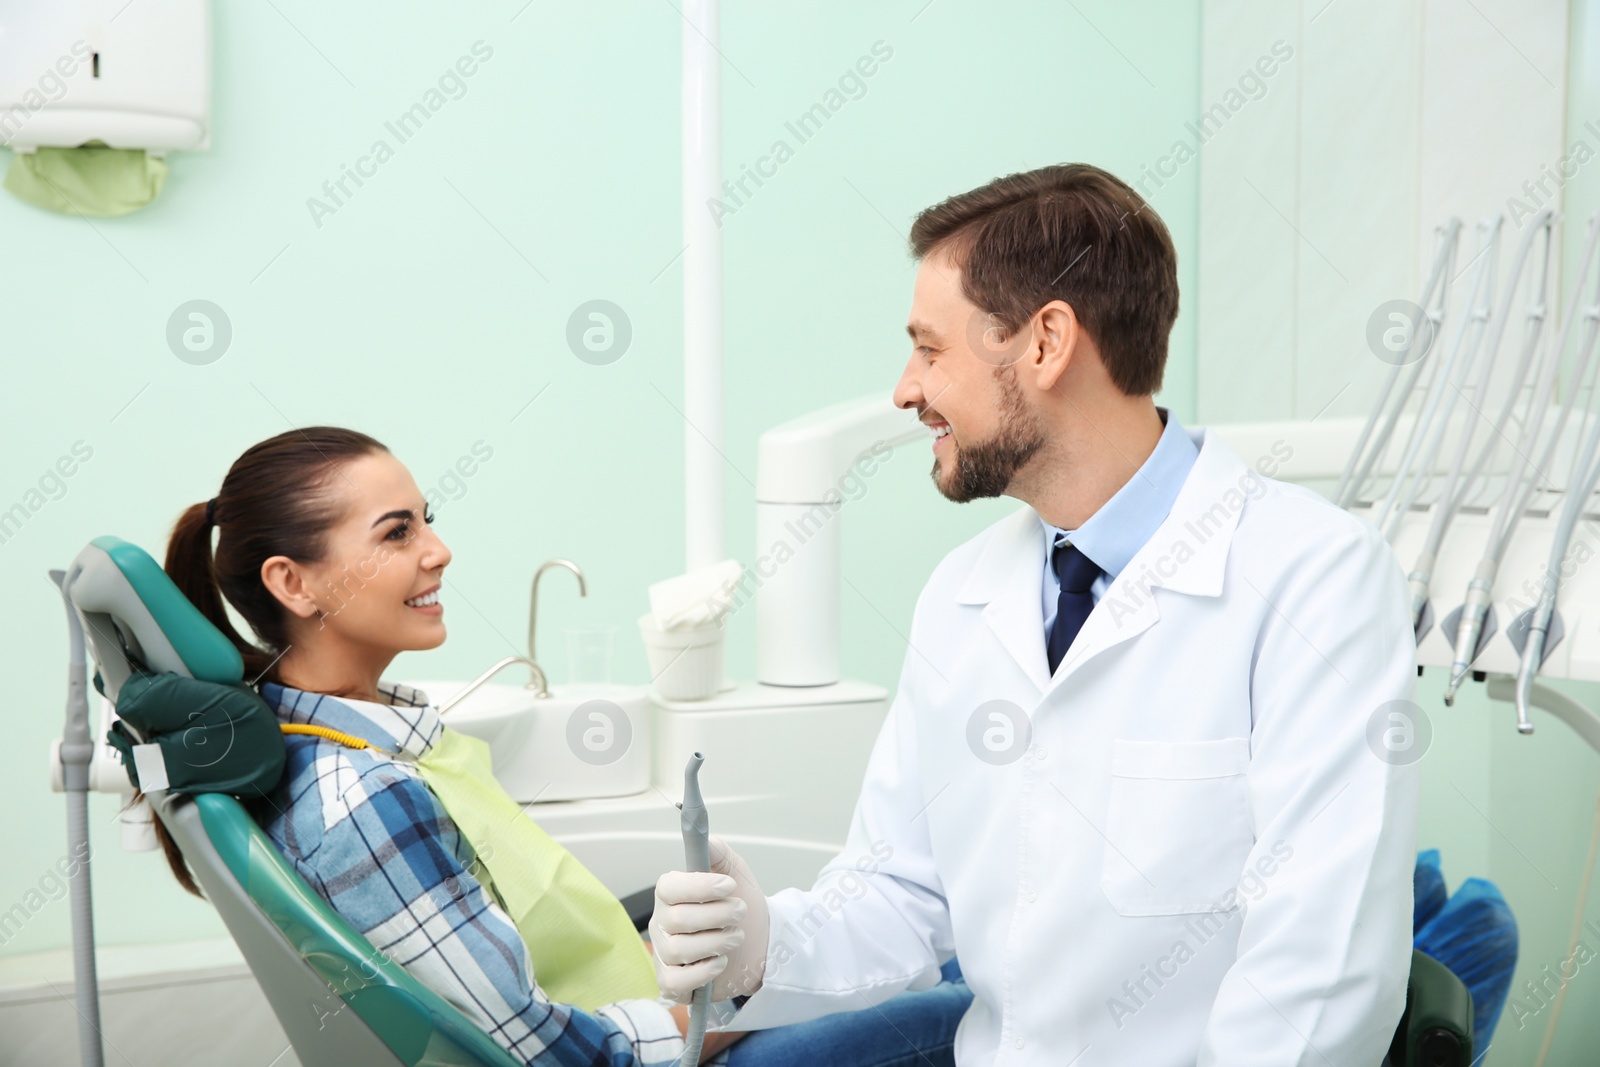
61, 536, 243, 702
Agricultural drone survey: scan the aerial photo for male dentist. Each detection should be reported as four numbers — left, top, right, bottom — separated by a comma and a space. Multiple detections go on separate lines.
650, 163, 1419, 1065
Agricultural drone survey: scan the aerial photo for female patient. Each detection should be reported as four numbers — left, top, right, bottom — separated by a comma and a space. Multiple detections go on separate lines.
156, 426, 971, 1067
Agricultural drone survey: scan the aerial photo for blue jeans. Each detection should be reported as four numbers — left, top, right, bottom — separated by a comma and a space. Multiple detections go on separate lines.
723, 958, 971, 1067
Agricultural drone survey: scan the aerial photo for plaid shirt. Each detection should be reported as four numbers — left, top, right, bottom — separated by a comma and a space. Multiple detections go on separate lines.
256, 679, 724, 1067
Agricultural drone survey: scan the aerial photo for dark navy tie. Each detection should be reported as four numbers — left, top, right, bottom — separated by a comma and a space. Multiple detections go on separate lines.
1047, 539, 1102, 675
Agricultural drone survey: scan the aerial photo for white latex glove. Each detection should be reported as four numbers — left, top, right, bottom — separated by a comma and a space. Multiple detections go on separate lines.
650, 834, 770, 1003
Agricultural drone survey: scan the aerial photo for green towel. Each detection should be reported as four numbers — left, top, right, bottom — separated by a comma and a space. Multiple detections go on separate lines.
4, 143, 168, 217
416, 726, 662, 1012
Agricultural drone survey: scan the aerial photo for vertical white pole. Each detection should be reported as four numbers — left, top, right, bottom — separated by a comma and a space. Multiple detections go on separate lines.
682, 0, 723, 572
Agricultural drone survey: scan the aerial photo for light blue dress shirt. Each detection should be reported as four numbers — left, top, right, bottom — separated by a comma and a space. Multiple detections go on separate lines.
1041, 406, 1199, 638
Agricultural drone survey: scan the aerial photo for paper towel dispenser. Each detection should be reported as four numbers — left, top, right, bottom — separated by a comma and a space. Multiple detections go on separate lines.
0, 0, 211, 154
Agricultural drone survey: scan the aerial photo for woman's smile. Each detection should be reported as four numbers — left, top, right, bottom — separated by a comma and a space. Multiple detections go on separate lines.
405, 584, 443, 615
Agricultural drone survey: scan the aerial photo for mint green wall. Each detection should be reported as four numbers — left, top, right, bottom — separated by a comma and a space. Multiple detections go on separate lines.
0, 2, 1200, 958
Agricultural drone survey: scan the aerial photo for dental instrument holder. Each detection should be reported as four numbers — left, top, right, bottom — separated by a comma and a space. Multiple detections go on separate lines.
1505, 292, 1600, 732
675, 753, 712, 1067
1407, 210, 1556, 639
1444, 213, 1600, 704
1213, 413, 1600, 757
439, 559, 588, 715
1372, 218, 1500, 538
1329, 207, 1600, 733
1336, 218, 1462, 511
1470, 286, 1600, 713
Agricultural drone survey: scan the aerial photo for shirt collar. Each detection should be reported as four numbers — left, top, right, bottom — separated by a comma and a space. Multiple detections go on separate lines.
1041, 406, 1199, 580
259, 679, 442, 759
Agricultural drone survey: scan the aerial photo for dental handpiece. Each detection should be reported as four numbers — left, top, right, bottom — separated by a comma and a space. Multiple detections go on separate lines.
1514, 346, 1600, 733
1448, 213, 1600, 702
676, 753, 711, 1067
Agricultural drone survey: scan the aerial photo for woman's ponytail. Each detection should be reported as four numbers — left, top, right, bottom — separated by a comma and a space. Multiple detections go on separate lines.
164, 499, 277, 683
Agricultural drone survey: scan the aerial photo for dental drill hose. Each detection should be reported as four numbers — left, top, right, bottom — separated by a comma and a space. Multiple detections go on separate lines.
676, 753, 711, 1067
1449, 214, 1600, 706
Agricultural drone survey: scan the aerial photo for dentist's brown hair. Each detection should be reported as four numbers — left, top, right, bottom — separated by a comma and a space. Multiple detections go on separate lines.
909, 162, 1179, 397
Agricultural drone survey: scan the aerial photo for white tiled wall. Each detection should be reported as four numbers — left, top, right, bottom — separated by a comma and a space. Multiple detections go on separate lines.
1198, 0, 1570, 423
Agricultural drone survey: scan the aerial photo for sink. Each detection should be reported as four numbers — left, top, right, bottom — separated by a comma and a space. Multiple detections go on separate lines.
406, 680, 652, 803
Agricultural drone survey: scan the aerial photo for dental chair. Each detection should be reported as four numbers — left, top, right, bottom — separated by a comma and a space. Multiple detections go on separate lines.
55, 536, 523, 1067
1388, 949, 1475, 1067
51, 537, 1474, 1067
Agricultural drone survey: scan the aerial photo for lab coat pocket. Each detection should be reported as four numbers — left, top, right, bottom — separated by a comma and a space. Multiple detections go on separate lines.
1099, 738, 1253, 917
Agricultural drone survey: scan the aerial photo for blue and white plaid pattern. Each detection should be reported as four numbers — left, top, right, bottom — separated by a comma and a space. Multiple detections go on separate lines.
256, 680, 718, 1067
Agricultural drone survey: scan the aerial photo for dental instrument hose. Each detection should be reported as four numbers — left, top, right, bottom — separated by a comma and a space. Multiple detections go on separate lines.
1514, 434, 1600, 733
1514, 269, 1600, 731
1336, 219, 1462, 509
1447, 213, 1600, 702
1373, 217, 1501, 537
676, 753, 712, 1067
1408, 212, 1554, 631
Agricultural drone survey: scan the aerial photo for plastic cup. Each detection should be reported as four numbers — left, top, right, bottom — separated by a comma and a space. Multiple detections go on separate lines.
638, 613, 725, 700
564, 623, 617, 686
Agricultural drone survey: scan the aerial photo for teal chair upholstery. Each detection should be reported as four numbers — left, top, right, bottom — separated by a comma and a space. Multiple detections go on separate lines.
61, 536, 520, 1067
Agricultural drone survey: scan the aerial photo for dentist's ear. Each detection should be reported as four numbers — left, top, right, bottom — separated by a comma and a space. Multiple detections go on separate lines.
1032, 300, 1080, 393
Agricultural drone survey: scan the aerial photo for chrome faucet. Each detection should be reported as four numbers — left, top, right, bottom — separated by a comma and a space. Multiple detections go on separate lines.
437, 559, 587, 715
529, 560, 586, 694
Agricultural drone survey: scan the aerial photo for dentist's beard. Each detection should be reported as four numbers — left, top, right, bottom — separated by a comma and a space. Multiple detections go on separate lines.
932, 370, 1047, 503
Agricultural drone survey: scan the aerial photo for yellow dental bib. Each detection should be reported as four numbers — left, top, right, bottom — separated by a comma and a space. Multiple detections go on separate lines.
285, 721, 660, 1011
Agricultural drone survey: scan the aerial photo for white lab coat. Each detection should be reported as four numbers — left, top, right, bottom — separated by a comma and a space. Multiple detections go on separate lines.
723, 426, 1419, 1066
